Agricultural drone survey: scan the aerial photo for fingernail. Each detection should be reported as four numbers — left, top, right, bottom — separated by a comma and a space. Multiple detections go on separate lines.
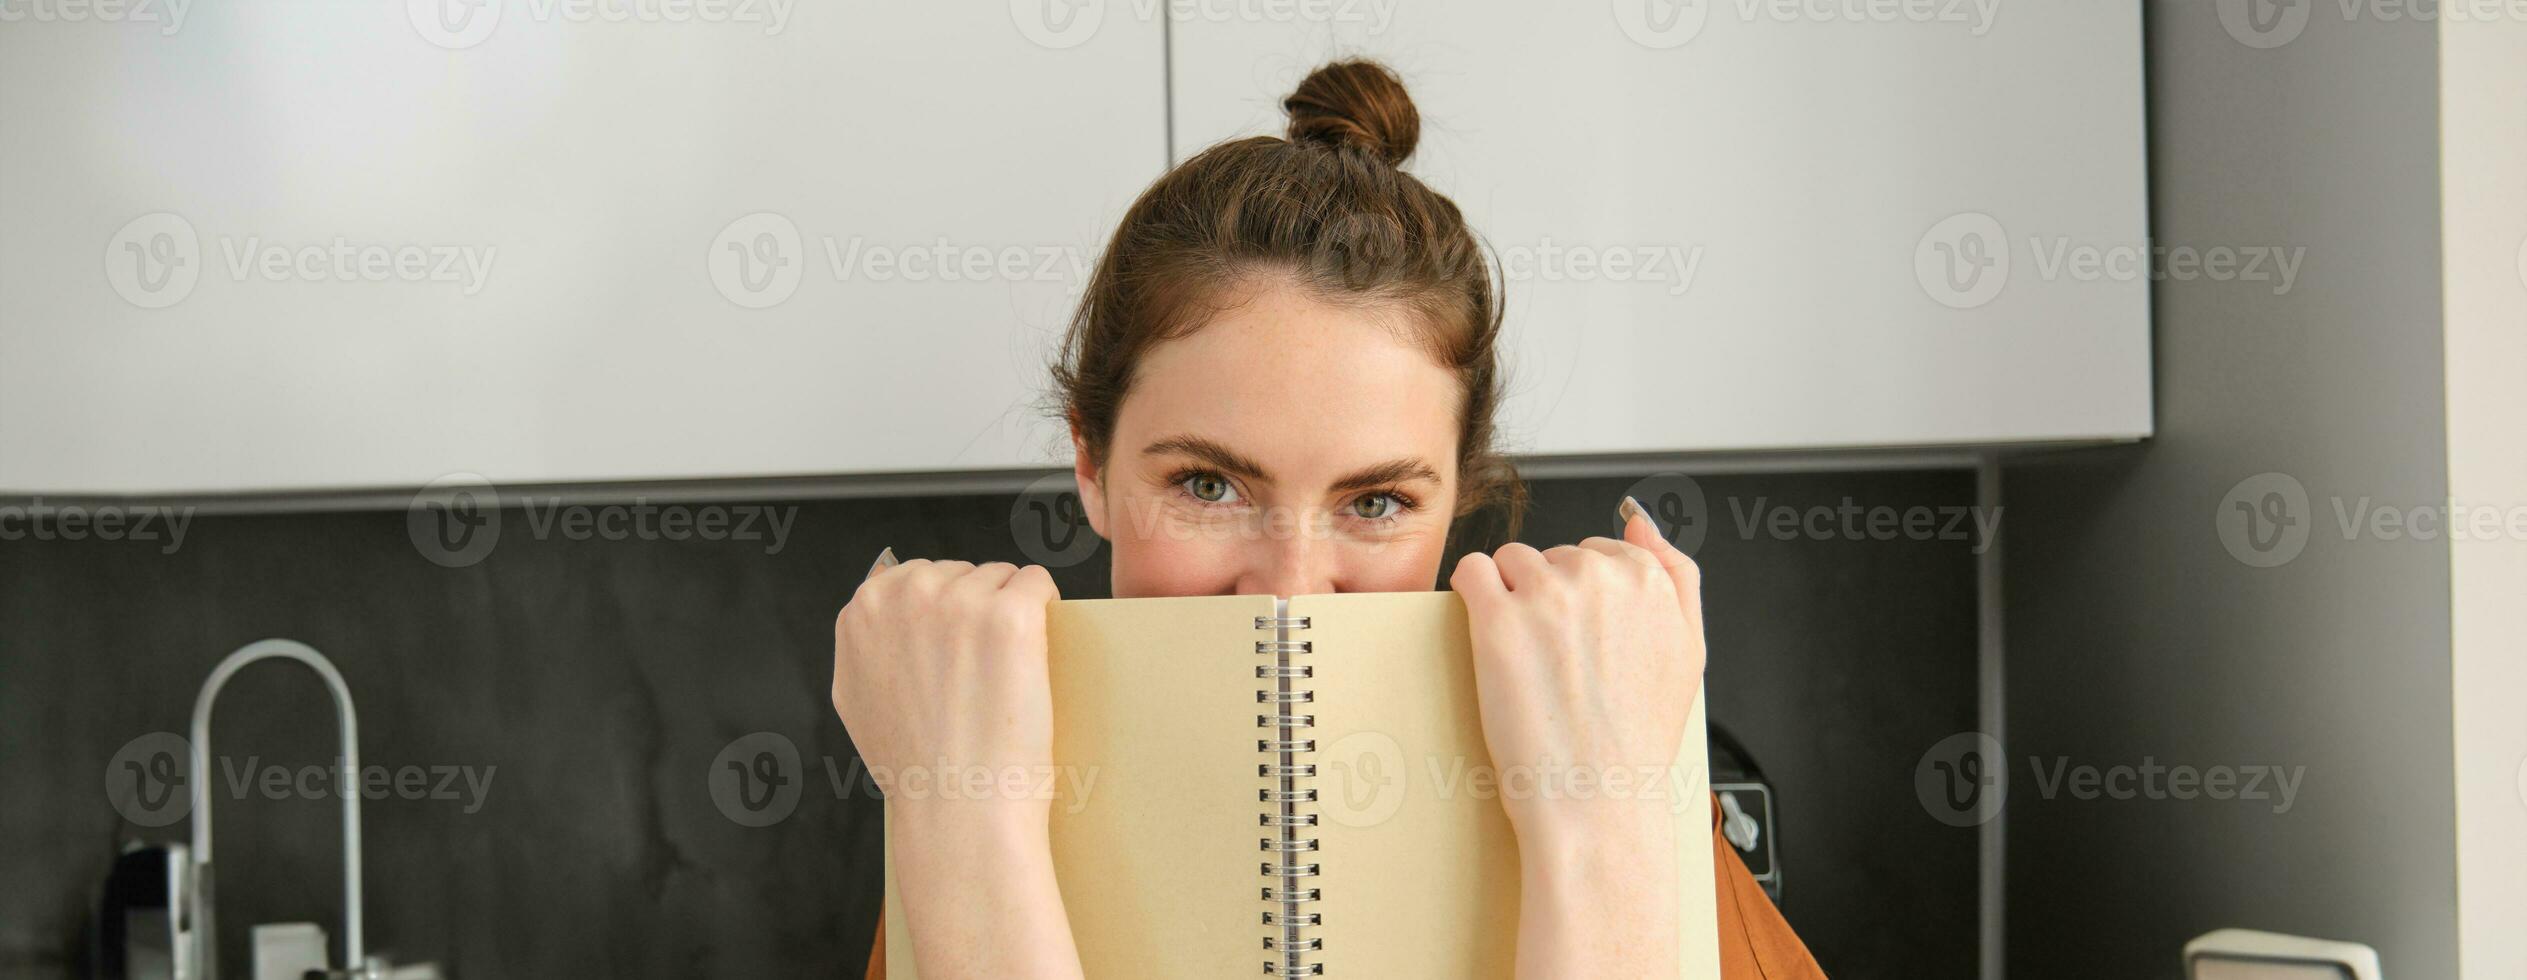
1618, 496, 1658, 534
867, 547, 898, 578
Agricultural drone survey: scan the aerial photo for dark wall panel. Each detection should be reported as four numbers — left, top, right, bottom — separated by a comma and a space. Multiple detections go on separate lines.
1, 469, 1977, 978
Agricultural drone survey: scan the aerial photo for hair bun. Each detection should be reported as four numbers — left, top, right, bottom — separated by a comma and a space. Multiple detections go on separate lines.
1283, 59, 1420, 167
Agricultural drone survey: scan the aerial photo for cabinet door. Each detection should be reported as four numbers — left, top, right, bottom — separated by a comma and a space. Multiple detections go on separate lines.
1171, 2, 2150, 456
0, 5, 1164, 494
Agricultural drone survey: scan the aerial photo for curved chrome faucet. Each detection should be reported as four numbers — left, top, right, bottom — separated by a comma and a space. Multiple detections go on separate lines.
184, 639, 365, 980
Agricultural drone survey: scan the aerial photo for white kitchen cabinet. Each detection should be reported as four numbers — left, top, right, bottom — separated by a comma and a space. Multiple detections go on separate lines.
1170, 2, 2152, 457
1, 4, 2148, 497
0, 3, 1165, 495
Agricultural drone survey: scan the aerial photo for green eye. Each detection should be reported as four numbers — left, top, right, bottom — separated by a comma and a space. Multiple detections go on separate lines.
1185, 473, 1233, 503
1351, 494, 1397, 520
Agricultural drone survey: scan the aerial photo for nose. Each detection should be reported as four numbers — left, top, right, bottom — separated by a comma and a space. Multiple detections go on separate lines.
1240, 509, 1339, 597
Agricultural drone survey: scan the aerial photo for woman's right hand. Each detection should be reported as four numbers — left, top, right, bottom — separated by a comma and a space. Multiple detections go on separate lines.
831, 556, 1084, 979
830, 558, 1063, 821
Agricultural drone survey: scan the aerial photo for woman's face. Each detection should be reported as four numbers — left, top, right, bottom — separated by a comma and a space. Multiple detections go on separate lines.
1074, 278, 1463, 599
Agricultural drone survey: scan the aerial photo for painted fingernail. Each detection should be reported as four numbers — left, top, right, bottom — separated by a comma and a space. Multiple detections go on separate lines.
867, 547, 898, 578
1618, 496, 1658, 534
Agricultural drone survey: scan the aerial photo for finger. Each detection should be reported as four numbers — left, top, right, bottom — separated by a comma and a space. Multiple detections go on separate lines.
1005, 563, 1062, 602
963, 561, 1021, 592
1577, 536, 1660, 568
1621, 497, 1703, 625
905, 558, 974, 585
1491, 542, 1554, 591
1541, 544, 1592, 567
1449, 551, 1508, 609
854, 555, 930, 603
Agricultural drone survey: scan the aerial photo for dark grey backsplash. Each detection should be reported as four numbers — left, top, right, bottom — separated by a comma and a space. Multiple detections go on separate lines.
0, 469, 1978, 978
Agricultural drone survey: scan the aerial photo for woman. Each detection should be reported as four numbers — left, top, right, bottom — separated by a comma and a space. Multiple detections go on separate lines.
834, 60, 1822, 978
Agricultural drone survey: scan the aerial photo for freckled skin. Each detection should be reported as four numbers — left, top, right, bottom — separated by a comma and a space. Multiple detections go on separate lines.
1074, 278, 1464, 599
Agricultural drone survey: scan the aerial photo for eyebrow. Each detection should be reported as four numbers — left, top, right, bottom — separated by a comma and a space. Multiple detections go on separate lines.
1140, 434, 1442, 493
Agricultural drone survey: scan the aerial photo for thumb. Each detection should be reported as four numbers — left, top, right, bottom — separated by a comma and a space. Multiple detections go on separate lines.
1620, 496, 1702, 626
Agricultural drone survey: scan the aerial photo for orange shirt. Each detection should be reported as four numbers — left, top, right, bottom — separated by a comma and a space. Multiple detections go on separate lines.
867, 792, 1825, 979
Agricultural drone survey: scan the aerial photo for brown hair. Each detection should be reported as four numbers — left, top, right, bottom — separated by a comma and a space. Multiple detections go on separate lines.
1053, 59, 1525, 536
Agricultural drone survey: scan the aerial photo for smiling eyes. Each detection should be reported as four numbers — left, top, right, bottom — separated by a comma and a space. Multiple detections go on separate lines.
1170, 468, 1417, 525
1349, 493, 1401, 520
1186, 471, 1236, 504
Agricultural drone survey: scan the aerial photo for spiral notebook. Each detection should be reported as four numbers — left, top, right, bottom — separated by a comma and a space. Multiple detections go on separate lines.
881, 590, 1719, 978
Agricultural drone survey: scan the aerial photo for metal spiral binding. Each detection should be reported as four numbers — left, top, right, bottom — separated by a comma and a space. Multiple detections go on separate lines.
1257, 607, 1321, 976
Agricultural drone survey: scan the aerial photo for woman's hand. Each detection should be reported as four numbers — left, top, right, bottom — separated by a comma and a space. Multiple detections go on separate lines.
833, 557, 1063, 820
1450, 501, 1707, 977
831, 555, 1083, 979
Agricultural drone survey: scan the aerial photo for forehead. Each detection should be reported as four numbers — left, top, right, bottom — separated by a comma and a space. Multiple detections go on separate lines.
1114, 281, 1462, 484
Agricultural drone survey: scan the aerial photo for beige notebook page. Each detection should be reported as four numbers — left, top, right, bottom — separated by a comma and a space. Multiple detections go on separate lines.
884, 593, 1274, 979
1294, 590, 1721, 979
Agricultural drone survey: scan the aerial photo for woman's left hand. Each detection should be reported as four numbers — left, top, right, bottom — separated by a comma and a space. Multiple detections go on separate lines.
1450, 499, 1706, 977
